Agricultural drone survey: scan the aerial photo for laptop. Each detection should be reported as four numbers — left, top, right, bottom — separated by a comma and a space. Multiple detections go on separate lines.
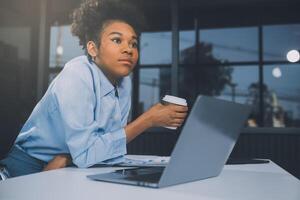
87, 95, 251, 188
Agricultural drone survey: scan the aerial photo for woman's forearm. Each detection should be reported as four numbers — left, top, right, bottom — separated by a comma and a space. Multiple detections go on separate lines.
124, 103, 188, 143
43, 154, 72, 171
125, 112, 152, 143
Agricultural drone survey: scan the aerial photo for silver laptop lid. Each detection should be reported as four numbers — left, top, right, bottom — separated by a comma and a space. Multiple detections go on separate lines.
159, 95, 251, 187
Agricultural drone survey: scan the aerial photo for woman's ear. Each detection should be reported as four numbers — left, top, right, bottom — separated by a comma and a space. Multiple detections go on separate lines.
86, 41, 98, 59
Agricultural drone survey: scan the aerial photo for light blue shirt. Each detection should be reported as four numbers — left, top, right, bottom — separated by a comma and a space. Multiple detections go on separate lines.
15, 55, 131, 168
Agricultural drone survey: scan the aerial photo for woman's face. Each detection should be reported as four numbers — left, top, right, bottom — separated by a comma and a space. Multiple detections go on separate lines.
90, 21, 139, 83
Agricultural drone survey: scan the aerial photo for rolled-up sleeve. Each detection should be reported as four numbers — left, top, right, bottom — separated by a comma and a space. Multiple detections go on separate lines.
52, 65, 126, 168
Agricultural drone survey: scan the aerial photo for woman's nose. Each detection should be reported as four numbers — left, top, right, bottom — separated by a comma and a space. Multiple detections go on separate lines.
122, 43, 133, 54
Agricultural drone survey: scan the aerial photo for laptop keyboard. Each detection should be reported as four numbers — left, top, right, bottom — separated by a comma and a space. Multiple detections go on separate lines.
114, 167, 164, 183
124, 172, 162, 183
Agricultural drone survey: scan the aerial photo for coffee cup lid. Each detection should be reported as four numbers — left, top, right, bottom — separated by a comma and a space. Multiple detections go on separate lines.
162, 95, 187, 106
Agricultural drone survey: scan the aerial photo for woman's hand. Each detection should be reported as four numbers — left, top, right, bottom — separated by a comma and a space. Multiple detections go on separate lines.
146, 103, 188, 128
43, 154, 72, 171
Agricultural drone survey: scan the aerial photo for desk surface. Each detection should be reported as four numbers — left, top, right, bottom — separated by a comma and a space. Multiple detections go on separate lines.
0, 160, 299, 200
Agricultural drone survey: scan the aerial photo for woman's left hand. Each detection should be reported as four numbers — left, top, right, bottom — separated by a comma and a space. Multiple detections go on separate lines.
43, 154, 72, 171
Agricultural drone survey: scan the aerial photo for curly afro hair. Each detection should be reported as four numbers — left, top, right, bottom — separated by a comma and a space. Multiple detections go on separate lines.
71, 0, 145, 54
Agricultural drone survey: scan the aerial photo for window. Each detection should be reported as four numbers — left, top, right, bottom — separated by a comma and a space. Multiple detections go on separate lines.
199, 27, 258, 63
178, 27, 260, 127
49, 25, 84, 68
179, 65, 259, 116
179, 30, 195, 64
263, 24, 300, 61
263, 64, 300, 127
139, 32, 172, 65
0, 3, 34, 130
138, 68, 171, 115
137, 31, 173, 117
0, 27, 31, 62
216, 66, 259, 103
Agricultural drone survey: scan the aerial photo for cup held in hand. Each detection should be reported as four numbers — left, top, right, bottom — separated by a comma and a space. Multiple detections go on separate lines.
162, 95, 187, 130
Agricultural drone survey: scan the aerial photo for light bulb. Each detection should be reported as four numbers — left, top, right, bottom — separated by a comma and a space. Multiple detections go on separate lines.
272, 67, 282, 78
56, 46, 64, 56
286, 49, 300, 63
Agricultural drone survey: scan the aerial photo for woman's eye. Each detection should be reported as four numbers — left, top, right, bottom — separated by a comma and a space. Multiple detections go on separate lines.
112, 38, 121, 44
130, 42, 138, 48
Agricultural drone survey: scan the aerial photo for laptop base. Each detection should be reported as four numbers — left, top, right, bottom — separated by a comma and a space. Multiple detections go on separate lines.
87, 167, 165, 188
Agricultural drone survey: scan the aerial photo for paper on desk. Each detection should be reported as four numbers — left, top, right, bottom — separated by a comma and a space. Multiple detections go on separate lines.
121, 155, 170, 167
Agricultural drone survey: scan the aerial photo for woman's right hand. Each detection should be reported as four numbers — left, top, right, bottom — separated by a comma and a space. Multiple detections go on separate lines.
145, 103, 188, 128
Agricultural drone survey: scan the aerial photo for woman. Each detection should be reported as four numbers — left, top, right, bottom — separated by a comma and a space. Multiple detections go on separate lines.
0, 0, 188, 177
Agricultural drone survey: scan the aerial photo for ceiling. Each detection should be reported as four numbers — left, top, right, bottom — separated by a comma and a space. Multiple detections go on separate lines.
0, 0, 299, 30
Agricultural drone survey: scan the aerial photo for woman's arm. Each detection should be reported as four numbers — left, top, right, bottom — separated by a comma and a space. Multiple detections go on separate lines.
44, 103, 188, 170
43, 154, 72, 171
125, 103, 188, 142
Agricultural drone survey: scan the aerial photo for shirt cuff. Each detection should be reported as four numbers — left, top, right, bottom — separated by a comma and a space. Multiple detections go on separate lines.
106, 128, 127, 163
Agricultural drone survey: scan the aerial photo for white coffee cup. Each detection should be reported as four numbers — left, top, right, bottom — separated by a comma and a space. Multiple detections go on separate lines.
162, 95, 187, 130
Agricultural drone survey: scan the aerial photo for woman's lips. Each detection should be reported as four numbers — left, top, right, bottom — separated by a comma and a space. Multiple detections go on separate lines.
118, 59, 133, 66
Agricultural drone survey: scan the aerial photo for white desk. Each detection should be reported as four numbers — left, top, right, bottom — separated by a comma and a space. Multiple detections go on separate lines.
0, 160, 299, 200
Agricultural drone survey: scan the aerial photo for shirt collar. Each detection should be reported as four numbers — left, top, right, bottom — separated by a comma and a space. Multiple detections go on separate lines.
91, 61, 121, 98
